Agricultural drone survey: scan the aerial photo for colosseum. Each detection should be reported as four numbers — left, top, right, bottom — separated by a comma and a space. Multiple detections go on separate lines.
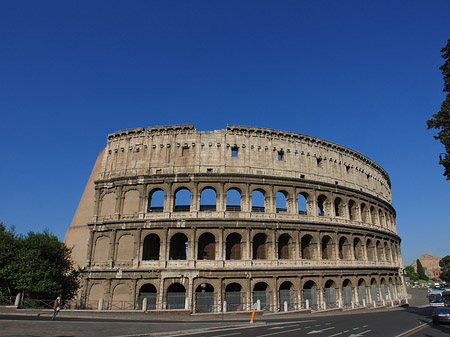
65, 124, 407, 313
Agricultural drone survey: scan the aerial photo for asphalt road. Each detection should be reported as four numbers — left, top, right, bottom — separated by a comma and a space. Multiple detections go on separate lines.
1, 289, 449, 337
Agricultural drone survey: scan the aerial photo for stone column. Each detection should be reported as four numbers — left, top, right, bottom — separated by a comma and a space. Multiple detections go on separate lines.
109, 230, 117, 268
218, 183, 225, 212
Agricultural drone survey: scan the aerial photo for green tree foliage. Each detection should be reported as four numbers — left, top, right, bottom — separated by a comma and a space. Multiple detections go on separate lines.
0, 224, 81, 300
440, 255, 450, 282
404, 265, 419, 281
427, 38, 450, 179
416, 259, 429, 281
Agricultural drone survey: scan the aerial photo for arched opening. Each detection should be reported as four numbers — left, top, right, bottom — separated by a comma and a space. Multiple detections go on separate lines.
301, 235, 313, 259
348, 200, 356, 220
318, 195, 326, 216
253, 233, 268, 260
278, 234, 292, 259
353, 238, 363, 260
142, 234, 160, 260
324, 280, 337, 309
173, 188, 191, 212
200, 188, 216, 212
148, 189, 164, 212
166, 283, 186, 310
380, 279, 387, 302
370, 206, 377, 224
379, 209, 385, 227
226, 188, 241, 211
253, 282, 270, 311
252, 189, 265, 212
338, 237, 351, 260
334, 197, 344, 217
226, 233, 242, 260
342, 279, 353, 308
279, 281, 294, 311
197, 233, 215, 260
366, 239, 375, 261
138, 283, 157, 310
276, 191, 287, 213
225, 283, 243, 312
376, 240, 384, 261
303, 281, 318, 310
358, 279, 367, 306
361, 203, 368, 222
195, 283, 214, 313
384, 242, 391, 262
169, 233, 188, 260
298, 192, 308, 215
370, 279, 378, 305
321, 235, 333, 260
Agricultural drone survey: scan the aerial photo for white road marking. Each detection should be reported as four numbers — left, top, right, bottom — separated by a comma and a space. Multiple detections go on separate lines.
352, 327, 359, 330
256, 327, 303, 337
268, 324, 299, 330
211, 333, 241, 337
348, 330, 371, 337
307, 326, 335, 334
327, 332, 343, 337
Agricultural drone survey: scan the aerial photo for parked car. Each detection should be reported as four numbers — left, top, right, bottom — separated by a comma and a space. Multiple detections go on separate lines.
432, 307, 450, 324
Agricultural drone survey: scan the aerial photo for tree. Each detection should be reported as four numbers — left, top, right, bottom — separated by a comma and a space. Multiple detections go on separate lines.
0, 225, 81, 301
427, 38, 450, 179
440, 255, 450, 282
404, 265, 419, 281
416, 259, 429, 281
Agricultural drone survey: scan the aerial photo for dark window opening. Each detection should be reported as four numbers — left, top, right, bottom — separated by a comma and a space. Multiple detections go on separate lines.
226, 233, 242, 260
231, 146, 238, 157
142, 234, 160, 260
253, 233, 267, 259
197, 233, 215, 260
169, 233, 188, 260
278, 150, 284, 161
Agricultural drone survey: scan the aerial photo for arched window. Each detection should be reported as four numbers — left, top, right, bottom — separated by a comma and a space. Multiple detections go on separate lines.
169, 233, 188, 260
370, 279, 378, 304
353, 238, 363, 260
148, 189, 164, 212
338, 237, 351, 260
279, 282, 294, 311
226, 233, 242, 260
358, 279, 367, 306
348, 200, 356, 220
252, 189, 265, 212
138, 283, 157, 310
342, 279, 353, 307
376, 240, 384, 261
142, 234, 160, 260
253, 233, 268, 259
166, 283, 186, 310
197, 233, 215, 260
366, 239, 375, 261
253, 282, 270, 311
226, 188, 241, 211
361, 203, 368, 222
378, 209, 385, 227
384, 242, 391, 262
200, 188, 216, 212
370, 206, 377, 224
321, 235, 333, 260
195, 283, 214, 313
276, 191, 287, 213
303, 281, 318, 310
278, 234, 292, 259
334, 197, 344, 217
301, 235, 313, 259
318, 195, 326, 216
298, 192, 308, 215
324, 280, 337, 309
173, 188, 191, 212
225, 283, 243, 312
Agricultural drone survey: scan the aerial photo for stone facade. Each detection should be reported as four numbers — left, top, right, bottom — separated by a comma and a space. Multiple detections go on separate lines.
413, 253, 441, 279
64, 124, 407, 312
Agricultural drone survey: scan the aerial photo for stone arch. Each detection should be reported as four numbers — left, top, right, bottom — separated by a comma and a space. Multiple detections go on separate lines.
226, 188, 241, 211
298, 192, 308, 215
321, 235, 334, 260
348, 199, 357, 220
302, 280, 318, 310
278, 233, 293, 259
334, 197, 344, 217
253, 282, 270, 311
195, 283, 214, 313
200, 187, 216, 212
360, 203, 369, 222
279, 281, 294, 311
251, 189, 265, 212
338, 236, 351, 260
173, 187, 191, 212
380, 277, 388, 302
378, 209, 385, 227
253, 233, 268, 259
317, 195, 327, 216
370, 278, 378, 304
358, 279, 367, 305
111, 283, 132, 308
353, 237, 363, 260
116, 234, 135, 262
148, 188, 165, 212
99, 192, 116, 217
88, 283, 104, 307
93, 236, 110, 262
376, 240, 384, 261
342, 279, 353, 307
384, 242, 391, 262
366, 239, 376, 261
166, 283, 186, 310
226, 233, 242, 260
225, 282, 243, 312
122, 189, 140, 215
142, 233, 160, 260
370, 206, 377, 224
169, 233, 188, 260
197, 232, 215, 260
275, 191, 288, 213
324, 280, 337, 309
301, 234, 315, 259
138, 283, 157, 310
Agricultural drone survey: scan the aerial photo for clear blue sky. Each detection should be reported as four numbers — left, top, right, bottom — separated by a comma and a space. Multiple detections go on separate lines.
1, 0, 449, 266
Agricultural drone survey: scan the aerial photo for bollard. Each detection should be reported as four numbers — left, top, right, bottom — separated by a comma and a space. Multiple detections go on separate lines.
185, 297, 189, 310
257, 299, 261, 311
362, 298, 366, 307
14, 293, 22, 308
305, 299, 310, 310
98, 297, 104, 311
351, 301, 354, 309
223, 300, 227, 313
382, 299, 385, 307
250, 310, 256, 323
324, 302, 327, 310
373, 300, 376, 308
142, 298, 148, 312
284, 301, 288, 312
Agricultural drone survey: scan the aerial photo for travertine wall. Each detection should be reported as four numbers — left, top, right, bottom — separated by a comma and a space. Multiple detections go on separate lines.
64, 125, 406, 312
